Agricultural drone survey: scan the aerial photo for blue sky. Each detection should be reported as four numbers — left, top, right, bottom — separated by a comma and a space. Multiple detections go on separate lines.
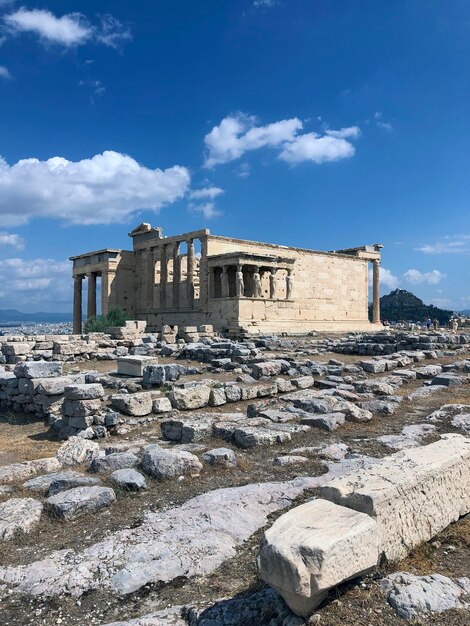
0, 0, 468, 313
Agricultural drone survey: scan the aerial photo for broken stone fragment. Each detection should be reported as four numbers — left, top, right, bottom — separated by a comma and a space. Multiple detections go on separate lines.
46, 485, 116, 520
142, 444, 203, 480
259, 498, 379, 616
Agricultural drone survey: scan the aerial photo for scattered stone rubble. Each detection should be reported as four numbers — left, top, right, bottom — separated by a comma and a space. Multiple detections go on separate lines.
0, 326, 470, 625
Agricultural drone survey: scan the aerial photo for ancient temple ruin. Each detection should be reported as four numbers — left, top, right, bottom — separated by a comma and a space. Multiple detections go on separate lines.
70, 224, 382, 335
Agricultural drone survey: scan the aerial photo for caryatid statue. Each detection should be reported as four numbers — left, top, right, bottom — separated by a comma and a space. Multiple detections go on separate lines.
221, 267, 229, 298
286, 269, 294, 300
269, 269, 277, 299
236, 267, 244, 297
253, 268, 262, 298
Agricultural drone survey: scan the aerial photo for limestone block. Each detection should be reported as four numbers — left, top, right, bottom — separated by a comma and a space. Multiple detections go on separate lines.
152, 397, 172, 413
252, 360, 290, 378
23, 471, 101, 496
161, 416, 214, 443
0, 457, 62, 485
320, 434, 470, 561
299, 412, 346, 431
46, 486, 116, 520
111, 392, 153, 416
202, 447, 237, 467
233, 426, 291, 448
117, 356, 159, 377
359, 360, 387, 373
36, 376, 77, 396
0, 498, 44, 541
209, 387, 227, 406
14, 361, 63, 379
56, 436, 100, 466
259, 498, 379, 616
142, 444, 203, 480
63, 399, 102, 418
3, 342, 35, 356
431, 373, 463, 387
64, 383, 105, 400
142, 364, 166, 386
89, 452, 139, 473
110, 468, 147, 491
168, 385, 211, 410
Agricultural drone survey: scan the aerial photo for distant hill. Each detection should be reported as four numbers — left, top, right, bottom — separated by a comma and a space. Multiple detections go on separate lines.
0, 309, 71, 323
369, 289, 454, 324
460, 309, 470, 316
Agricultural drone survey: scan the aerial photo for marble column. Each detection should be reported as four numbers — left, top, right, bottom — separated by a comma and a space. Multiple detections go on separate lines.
221, 266, 229, 298
160, 245, 168, 309
173, 243, 181, 309
372, 259, 381, 323
87, 272, 96, 319
187, 239, 195, 307
73, 276, 83, 334
101, 270, 115, 317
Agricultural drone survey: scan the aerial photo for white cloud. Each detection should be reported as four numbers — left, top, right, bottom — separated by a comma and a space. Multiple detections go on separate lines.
368, 266, 400, 290
236, 162, 251, 178
374, 111, 393, 132
0, 232, 24, 249
3, 8, 131, 49
189, 187, 223, 219
415, 235, 470, 254
190, 202, 221, 219
404, 269, 445, 285
4, 9, 92, 46
0, 65, 12, 79
279, 131, 357, 164
0, 257, 71, 310
430, 297, 452, 308
189, 186, 224, 200
0, 150, 191, 226
95, 14, 132, 49
204, 114, 359, 168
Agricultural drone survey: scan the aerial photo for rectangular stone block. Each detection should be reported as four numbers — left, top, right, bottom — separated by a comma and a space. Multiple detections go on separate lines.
117, 356, 159, 377
320, 434, 470, 562
14, 361, 63, 379
259, 498, 378, 616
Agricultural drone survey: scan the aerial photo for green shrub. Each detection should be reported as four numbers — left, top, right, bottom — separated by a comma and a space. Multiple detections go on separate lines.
84, 306, 128, 333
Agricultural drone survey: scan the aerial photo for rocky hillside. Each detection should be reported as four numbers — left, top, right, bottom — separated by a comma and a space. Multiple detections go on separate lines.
369, 289, 454, 324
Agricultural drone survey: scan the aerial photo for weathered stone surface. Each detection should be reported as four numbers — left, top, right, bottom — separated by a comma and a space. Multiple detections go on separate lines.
23, 471, 101, 496
117, 356, 159, 377
299, 412, 345, 431
62, 398, 102, 418
209, 387, 227, 407
64, 383, 105, 400
273, 455, 308, 466
142, 444, 203, 479
318, 443, 349, 460
380, 572, 470, 619
110, 468, 147, 491
0, 478, 323, 598
0, 457, 62, 485
111, 392, 153, 416
14, 361, 62, 379
202, 447, 237, 467
431, 373, 464, 387
360, 360, 387, 374
233, 426, 291, 449
0, 498, 43, 541
36, 376, 77, 396
415, 364, 443, 379
56, 436, 100, 466
160, 415, 214, 443
89, 452, 139, 473
168, 386, 211, 410
259, 498, 378, 616
407, 384, 446, 400
252, 360, 289, 378
102, 607, 187, 625
152, 397, 172, 414
320, 434, 470, 561
46, 486, 116, 520
377, 424, 436, 450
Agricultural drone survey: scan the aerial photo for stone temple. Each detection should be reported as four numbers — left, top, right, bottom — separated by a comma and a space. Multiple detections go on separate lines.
70, 223, 383, 335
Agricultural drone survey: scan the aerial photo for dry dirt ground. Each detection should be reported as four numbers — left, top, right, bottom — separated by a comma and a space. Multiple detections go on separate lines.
1, 349, 470, 625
